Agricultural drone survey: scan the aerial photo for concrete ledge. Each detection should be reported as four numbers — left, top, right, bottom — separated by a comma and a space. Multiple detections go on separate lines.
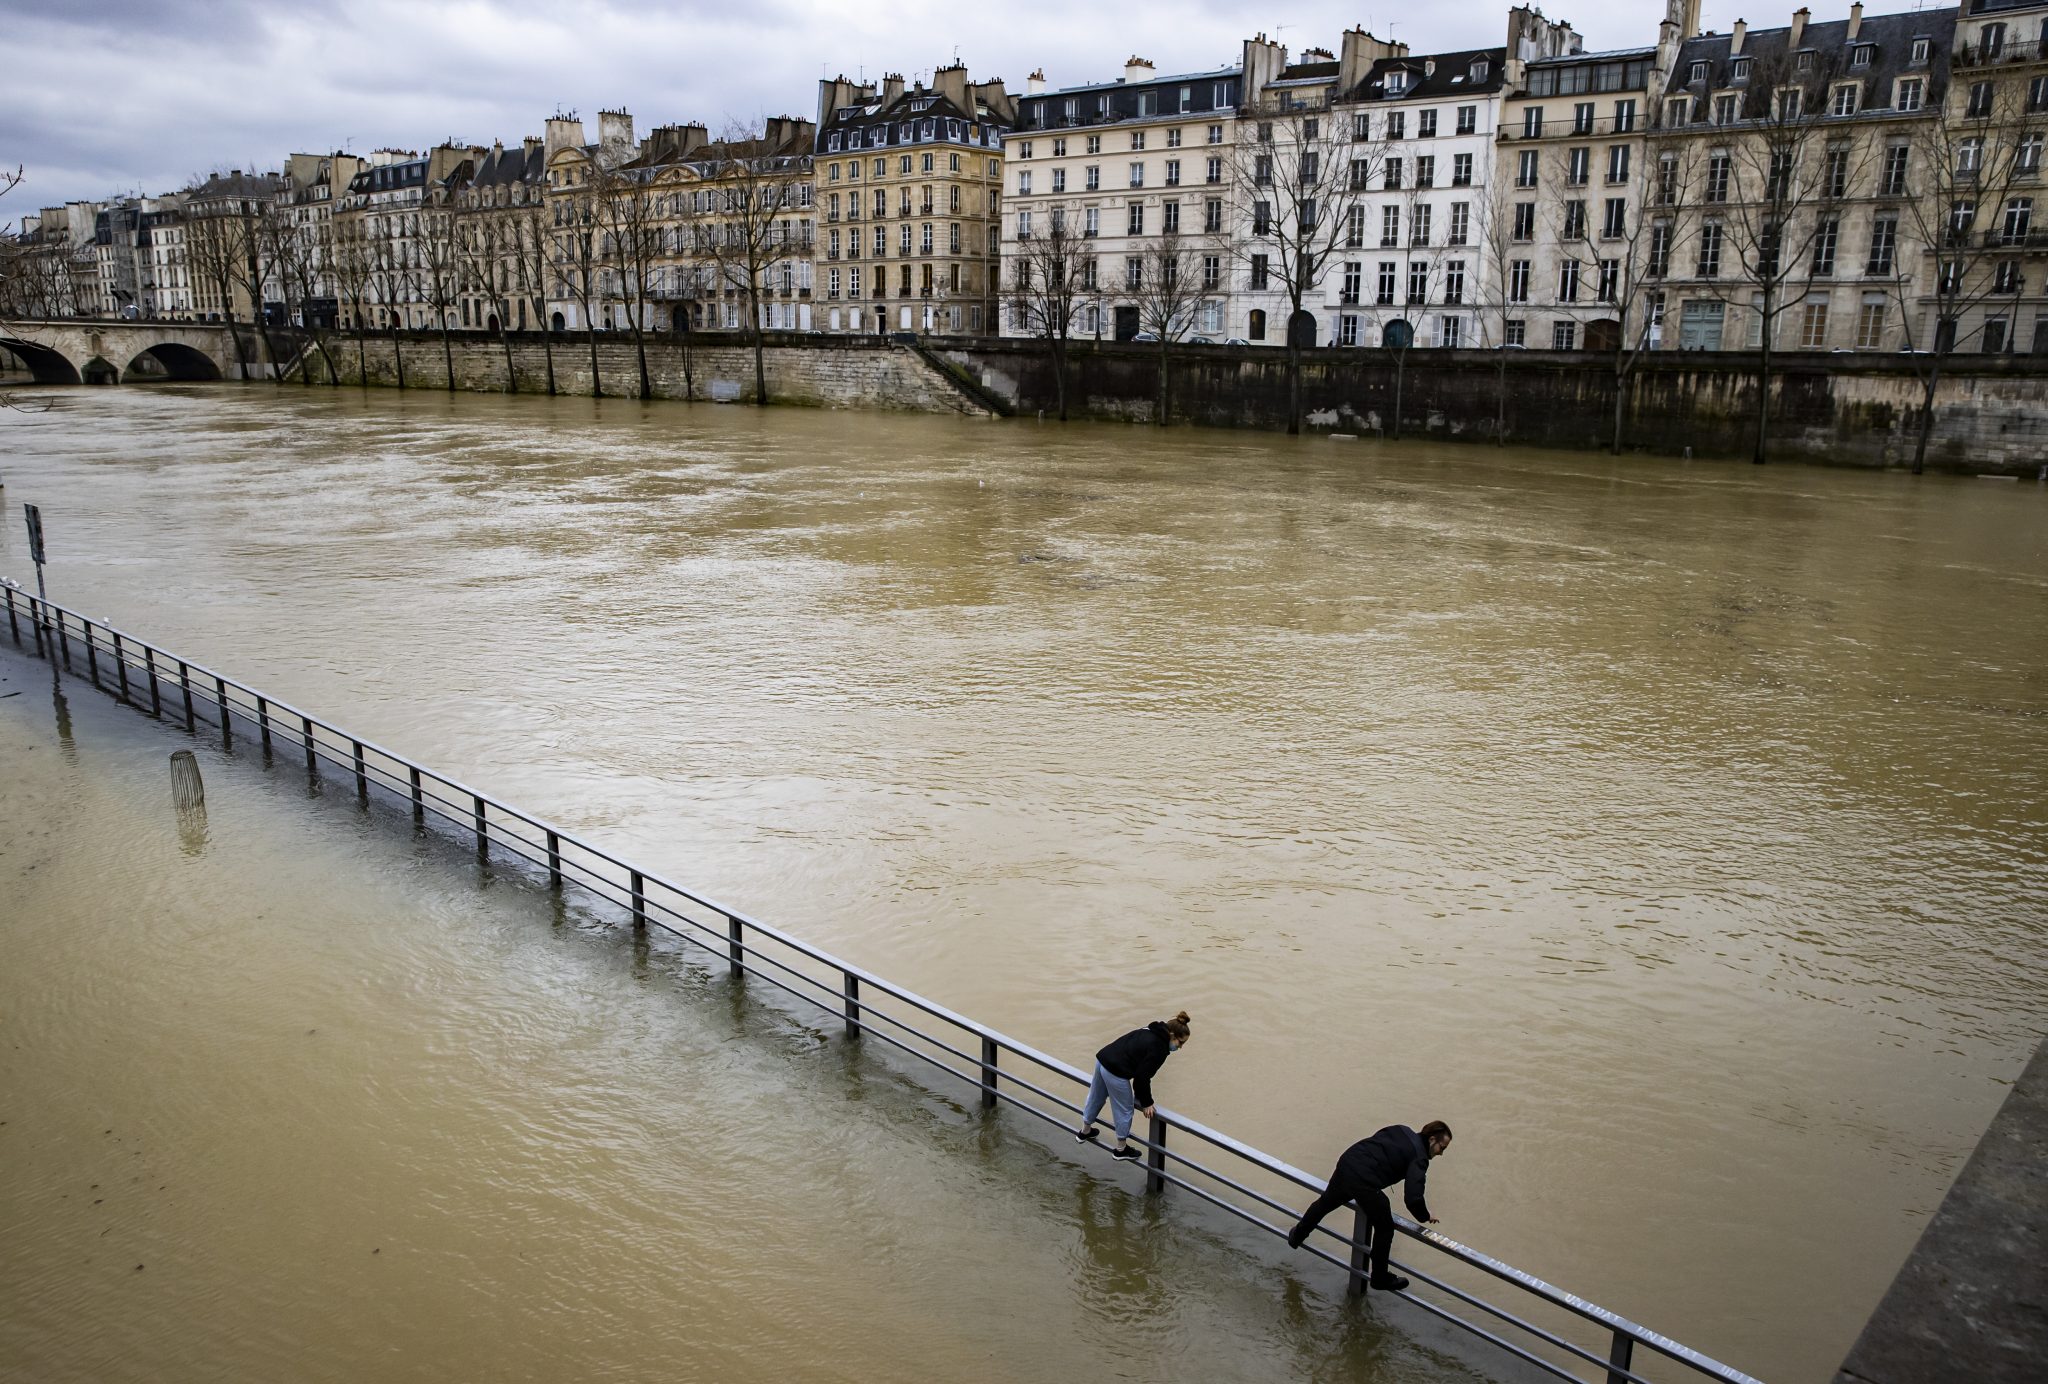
1834, 1036, 2048, 1384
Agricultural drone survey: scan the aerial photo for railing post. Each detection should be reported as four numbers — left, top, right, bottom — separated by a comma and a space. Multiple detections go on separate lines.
472, 794, 487, 858
144, 647, 162, 716
727, 915, 744, 979
84, 620, 100, 687
30, 597, 46, 657
215, 676, 231, 748
4, 586, 17, 644
842, 972, 861, 1039
177, 660, 195, 730
979, 1035, 998, 1108
544, 829, 561, 889
1605, 1330, 1635, 1384
1145, 1112, 1167, 1194
114, 633, 130, 701
411, 768, 425, 826
352, 740, 368, 802
1348, 1203, 1371, 1298
630, 871, 646, 928
302, 715, 317, 777
54, 608, 71, 670
256, 694, 270, 753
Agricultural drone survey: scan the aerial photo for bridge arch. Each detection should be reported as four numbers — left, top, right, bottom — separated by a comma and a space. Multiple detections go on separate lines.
0, 337, 84, 385
121, 342, 224, 382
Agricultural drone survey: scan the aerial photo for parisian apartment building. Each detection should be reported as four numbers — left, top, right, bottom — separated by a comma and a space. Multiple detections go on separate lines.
8, 1, 2045, 355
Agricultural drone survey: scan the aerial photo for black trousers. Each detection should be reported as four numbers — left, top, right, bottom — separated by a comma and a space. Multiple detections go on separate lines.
1290, 1168, 1395, 1278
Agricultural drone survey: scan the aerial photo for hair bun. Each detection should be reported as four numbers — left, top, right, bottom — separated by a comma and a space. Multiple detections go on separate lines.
1173, 1010, 1191, 1026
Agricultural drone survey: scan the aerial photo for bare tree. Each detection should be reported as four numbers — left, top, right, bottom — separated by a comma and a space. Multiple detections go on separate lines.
1887, 72, 2038, 473
1550, 141, 1697, 454
368, 228, 414, 389
1004, 203, 1087, 421
511, 203, 558, 395
697, 122, 811, 406
1225, 103, 1383, 434
1705, 52, 1871, 464
591, 162, 660, 399
1133, 229, 1206, 426
555, 191, 607, 396
186, 208, 256, 381
331, 215, 374, 383
455, 199, 519, 393
256, 203, 336, 385
417, 192, 465, 391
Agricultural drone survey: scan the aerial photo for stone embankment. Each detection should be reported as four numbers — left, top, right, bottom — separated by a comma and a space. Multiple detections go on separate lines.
937, 338, 2048, 472
310, 329, 994, 416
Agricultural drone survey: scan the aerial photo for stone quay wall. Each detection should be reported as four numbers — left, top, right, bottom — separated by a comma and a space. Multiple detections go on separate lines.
937, 339, 2048, 473
307, 329, 992, 416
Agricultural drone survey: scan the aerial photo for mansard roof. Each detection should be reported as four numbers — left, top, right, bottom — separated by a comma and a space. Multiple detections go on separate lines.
1669, 6, 1958, 106
1351, 47, 1508, 101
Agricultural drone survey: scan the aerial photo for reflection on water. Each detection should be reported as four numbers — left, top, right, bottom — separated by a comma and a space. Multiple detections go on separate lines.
1, 384, 2044, 1383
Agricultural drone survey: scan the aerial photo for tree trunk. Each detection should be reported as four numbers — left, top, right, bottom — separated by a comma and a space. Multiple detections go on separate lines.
1751, 337, 1772, 465
1392, 350, 1406, 441
498, 321, 517, 394
1611, 354, 1628, 456
750, 290, 768, 406
439, 320, 456, 393
1049, 333, 1069, 421
390, 319, 407, 390
585, 320, 602, 398
1156, 340, 1169, 426
631, 316, 651, 400
1285, 338, 1302, 436
311, 331, 338, 387
222, 308, 250, 382
353, 323, 366, 384
540, 310, 557, 396
1911, 355, 1942, 475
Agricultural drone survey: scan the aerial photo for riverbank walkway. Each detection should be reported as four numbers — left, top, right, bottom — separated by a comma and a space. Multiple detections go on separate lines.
4, 580, 1761, 1384
1834, 1035, 2047, 1384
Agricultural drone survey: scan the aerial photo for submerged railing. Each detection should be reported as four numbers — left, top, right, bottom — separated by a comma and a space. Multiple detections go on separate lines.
3, 582, 1763, 1384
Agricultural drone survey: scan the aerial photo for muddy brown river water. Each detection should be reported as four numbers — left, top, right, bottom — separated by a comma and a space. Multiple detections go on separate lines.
1, 384, 2044, 1383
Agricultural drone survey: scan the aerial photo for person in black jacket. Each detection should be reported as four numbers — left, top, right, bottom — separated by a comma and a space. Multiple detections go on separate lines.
1074, 1011, 1192, 1161
1284, 1121, 1452, 1291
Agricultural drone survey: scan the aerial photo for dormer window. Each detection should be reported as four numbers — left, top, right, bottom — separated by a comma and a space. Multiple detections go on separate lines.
1911, 37, 1930, 65
1690, 60, 1709, 83
1850, 45, 1874, 70
1796, 50, 1815, 73
1469, 59, 1489, 82
1732, 57, 1751, 83
1386, 70, 1408, 94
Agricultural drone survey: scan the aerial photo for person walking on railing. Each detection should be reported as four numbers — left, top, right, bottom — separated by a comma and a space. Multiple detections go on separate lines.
1285, 1120, 1452, 1292
1074, 1011, 1192, 1162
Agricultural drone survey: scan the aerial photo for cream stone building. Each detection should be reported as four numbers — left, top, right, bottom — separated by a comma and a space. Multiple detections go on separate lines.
815, 64, 1013, 334
1938, 0, 2048, 351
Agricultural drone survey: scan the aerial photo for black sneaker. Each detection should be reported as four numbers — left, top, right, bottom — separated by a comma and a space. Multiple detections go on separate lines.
1074, 1126, 1099, 1144
1110, 1144, 1141, 1162
1368, 1273, 1410, 1293
1286, 1224, 1309, 1250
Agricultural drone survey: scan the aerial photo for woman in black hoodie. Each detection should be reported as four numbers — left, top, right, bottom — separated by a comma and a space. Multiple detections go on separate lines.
1074, 1011, 1192, 1160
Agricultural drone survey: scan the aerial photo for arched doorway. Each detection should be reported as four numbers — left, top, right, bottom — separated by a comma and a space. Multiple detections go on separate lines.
1584, 318, 1621, 352
1287, 308, 1318, 349
1248, 309, 1267, 342
550, 311, 566, 333
486, 314, 500, 333
1381, 318, 1413, 349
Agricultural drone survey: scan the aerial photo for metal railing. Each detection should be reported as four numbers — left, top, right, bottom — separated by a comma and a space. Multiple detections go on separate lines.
1, 581, 1764, 1384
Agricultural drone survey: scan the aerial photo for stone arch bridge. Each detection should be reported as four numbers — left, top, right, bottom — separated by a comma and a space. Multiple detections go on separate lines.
0, 319, 252, 384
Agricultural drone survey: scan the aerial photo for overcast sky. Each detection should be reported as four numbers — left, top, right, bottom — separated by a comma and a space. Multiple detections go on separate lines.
1, 0, 1868, 215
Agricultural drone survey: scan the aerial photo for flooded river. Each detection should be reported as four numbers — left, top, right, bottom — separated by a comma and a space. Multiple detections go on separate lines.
2, 384, 2044, 1383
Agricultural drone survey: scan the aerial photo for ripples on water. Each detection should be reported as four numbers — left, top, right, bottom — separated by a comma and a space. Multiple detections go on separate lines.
1, 385, 2044, 1383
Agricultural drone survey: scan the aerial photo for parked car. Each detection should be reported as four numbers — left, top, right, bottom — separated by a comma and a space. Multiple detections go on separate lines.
1223, 336, 1251, 346
1132, 330, 1160, 342
1188, 335, 1217, 345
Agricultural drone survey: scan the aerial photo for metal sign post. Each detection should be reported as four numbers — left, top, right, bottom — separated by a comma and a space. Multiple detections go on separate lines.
23, 503, 49, 636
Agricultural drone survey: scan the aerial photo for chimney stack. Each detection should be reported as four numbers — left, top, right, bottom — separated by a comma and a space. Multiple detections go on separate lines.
1847, 3, 1863, 42
1124, 56, 1154, 84
1788, 7, 1809, 51
1730, 19, 1747, 56
1027, 67, 1046, 95
934, 62, 969, 111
